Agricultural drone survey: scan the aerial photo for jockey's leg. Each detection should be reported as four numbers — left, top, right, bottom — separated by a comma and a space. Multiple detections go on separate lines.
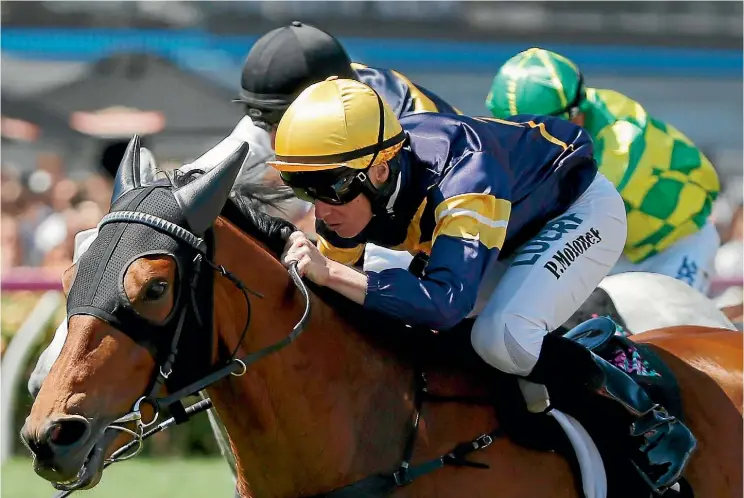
609, 221, 720, 295
471, 173, 695, 493
528, 333, 696, 492
471, 173, 626, 376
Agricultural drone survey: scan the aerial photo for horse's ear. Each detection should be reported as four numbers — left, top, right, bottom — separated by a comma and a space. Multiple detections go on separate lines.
111, 135, 142, 205
139, 147, 159, 185
173, 141, 249, 235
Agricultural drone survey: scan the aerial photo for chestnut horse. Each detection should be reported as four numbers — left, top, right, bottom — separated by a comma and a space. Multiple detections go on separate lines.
23, 138, 743, 497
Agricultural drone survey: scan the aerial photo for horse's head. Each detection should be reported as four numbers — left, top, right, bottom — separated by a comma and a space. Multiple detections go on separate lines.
21, 135, 249, 490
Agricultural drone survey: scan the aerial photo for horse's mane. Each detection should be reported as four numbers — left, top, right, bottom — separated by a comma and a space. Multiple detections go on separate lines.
168, 167, 297, 257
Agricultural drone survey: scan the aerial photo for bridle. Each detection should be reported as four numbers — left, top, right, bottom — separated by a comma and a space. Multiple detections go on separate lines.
56, 201, 500, 498
55, 206, 311, 491
106, 208, 312, 449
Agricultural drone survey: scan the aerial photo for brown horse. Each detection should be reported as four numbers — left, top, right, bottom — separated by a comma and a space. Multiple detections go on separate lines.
23, 138, 743, 497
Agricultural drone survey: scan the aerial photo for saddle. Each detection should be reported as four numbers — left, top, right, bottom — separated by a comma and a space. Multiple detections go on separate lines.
558, 286, 631, 334
442, 317, 687, 498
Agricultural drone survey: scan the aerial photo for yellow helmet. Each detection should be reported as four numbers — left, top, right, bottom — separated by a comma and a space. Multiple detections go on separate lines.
268, 78, 406, 172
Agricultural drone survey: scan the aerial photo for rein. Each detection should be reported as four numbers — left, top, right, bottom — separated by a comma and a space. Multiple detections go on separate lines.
156, 259, 311, 409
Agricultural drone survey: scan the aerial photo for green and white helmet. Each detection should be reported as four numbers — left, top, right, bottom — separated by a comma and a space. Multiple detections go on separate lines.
485, 48, 587, 120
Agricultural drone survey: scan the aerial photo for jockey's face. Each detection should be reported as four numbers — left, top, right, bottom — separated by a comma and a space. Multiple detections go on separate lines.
314, 194, 372, 238
570, 112, 585, 128
313, 162, 389, 238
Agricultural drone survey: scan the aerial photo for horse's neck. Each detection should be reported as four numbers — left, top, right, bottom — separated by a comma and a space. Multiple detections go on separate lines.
206, 218, 414, 497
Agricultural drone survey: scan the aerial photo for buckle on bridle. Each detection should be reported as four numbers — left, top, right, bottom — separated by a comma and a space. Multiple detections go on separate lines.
109, 396, 159, 429
473, 433, 494, 450
160, 365, 173, 379
231, 358, 247, 377
392, 461, 413, 486
104, 396, 159, 463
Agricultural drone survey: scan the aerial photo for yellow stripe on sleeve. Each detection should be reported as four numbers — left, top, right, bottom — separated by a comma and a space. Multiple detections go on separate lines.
433, 193, 511, 250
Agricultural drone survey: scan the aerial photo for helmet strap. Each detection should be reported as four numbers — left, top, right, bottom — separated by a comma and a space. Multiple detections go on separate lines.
361, 154, 403, 216
356, 85, 403, 215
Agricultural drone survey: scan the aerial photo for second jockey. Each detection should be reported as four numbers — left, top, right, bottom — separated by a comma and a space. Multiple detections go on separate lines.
233, 21, 459, 136
485, 48, 721, 294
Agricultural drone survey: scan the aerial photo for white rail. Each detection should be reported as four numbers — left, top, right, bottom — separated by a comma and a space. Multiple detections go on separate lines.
1, 290, 63, 462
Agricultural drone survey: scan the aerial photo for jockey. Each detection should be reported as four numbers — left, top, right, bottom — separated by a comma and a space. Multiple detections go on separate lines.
270, 77, 695, 494
485, 48, 721, 294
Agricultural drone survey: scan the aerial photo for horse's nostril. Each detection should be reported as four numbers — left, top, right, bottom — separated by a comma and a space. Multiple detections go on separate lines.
47, 418, 90, 448
49, 423, 63, 443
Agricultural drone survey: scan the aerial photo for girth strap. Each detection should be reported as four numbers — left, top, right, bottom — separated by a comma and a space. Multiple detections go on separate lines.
310, 372, 503, 498
313, 430, 502, 498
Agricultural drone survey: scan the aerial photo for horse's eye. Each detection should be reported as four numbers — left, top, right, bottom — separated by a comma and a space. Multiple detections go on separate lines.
143, 281, 168, 301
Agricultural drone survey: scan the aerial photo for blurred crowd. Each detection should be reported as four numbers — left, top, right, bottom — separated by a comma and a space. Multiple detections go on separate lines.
1, 153, 113, 274
0, 147, 316, 277
1, 148, 742, 298
710, 180, 744, 304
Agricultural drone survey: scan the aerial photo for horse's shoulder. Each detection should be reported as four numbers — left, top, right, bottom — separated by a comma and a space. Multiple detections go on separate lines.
312, 286, 497, 397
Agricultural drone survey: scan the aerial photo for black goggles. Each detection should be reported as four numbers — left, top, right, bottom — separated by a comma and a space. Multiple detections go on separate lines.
548, 73, 585, 119
280, 168, 369, 205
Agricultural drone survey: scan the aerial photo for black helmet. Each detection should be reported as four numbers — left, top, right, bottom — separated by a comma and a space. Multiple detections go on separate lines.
233, 21, 356, 126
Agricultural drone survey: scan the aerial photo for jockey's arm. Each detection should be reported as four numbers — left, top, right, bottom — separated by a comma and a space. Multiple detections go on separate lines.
363, 236, 492, 330
363, 152, 510, 330
305, 229, 496, 327
285, 153, 510, 330
182, 116, 274, 175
